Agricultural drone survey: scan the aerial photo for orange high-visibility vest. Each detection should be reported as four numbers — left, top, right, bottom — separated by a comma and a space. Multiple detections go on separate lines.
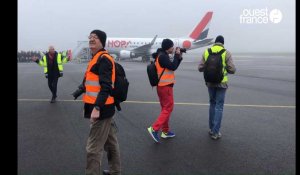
155, 55, 175, 86
83, 51, 115, 105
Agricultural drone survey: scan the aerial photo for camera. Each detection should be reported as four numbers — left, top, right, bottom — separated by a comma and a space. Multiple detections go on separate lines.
180, 48, 187, 53
72, 84, 85, 100
176, 47, 187, 53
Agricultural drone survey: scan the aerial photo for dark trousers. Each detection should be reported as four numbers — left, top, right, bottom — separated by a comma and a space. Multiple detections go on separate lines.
47, 75, 59, 97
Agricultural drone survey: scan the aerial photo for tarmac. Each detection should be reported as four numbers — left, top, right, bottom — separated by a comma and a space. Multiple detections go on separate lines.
18, 53, 295, 175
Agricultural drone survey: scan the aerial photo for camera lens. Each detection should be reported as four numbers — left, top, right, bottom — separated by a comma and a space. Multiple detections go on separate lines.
180, 48, 186, 53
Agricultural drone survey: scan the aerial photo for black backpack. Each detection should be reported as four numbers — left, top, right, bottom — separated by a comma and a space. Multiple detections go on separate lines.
147, 57, 165, 87
101, 54, 129, 111
203, 48, 226, 83
113, 62, 129, 111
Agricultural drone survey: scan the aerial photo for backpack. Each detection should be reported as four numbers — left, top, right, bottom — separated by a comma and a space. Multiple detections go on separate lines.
203, 48, 226, 83
101, 54, 129, 111
113, 62, 129, 111
147, 57, 165, 87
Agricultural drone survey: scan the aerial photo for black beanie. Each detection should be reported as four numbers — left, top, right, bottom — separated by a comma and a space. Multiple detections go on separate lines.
215, 35, 224, 44
90, 30, 107, 47
162, 39, 174, 51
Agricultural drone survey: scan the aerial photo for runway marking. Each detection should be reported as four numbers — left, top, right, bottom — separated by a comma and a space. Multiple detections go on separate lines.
18, 99, 295, 109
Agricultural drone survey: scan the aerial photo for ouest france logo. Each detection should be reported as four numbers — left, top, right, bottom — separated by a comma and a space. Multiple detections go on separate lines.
240, 8, 283, 24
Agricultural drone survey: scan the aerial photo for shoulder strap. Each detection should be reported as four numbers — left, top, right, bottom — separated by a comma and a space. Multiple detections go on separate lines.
98, 52, 115, 66
208, 48, 226, 55
218, 49, 226, 55
99, 52, 109, 60
208, 48, 212, 55
91, 52, 115, 82
157, 54, 166, 84
158, 68, 166, 83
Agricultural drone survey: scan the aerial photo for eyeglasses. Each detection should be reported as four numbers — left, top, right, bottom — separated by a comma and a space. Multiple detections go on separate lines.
88, 35, 99, 40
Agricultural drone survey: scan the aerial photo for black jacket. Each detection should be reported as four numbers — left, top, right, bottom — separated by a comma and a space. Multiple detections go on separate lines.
157, 51, 182, 71
83, 49, 115, 120
36, 51, 60, 77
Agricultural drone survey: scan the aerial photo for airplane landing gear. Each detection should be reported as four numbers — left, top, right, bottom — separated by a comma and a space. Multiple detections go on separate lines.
142, 56, 150, 62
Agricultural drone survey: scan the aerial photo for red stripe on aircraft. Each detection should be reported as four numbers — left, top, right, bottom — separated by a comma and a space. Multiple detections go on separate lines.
189, 12, 213, 40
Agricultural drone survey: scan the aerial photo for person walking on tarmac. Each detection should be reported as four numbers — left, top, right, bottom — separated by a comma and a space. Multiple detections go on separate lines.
147, 39, 183, 143
32, 46, 71, 103
77, 30, 121, 175
198, 35, 236, 140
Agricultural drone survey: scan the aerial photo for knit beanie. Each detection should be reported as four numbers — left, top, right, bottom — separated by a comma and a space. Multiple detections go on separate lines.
215, 35, 224, 44
90, 30, 107, 47
161, 39, 174, 51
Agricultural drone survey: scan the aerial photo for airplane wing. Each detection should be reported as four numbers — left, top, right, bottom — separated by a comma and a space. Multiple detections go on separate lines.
131, 35, 157, 54
192, 38, 214, 47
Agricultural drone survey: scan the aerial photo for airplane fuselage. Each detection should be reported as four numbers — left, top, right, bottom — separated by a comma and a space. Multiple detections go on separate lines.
107, 37, 206, 60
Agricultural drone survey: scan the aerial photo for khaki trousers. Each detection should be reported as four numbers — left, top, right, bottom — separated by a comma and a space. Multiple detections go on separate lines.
85, 117, 121, 175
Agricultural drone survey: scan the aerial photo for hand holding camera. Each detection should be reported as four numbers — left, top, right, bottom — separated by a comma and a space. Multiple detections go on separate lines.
175, 47, 186, 54
175, 47, 186, 60
175, 47, 181, 55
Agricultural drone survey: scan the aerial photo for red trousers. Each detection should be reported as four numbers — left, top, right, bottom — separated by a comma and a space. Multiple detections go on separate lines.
152, 85, 174, 133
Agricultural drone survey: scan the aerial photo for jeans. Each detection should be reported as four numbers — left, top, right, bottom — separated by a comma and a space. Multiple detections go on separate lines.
208, 87, 227, 134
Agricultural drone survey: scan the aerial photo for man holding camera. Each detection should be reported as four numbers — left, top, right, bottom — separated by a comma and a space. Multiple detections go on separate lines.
147, 38, 183, 143
32, 45, 70, 103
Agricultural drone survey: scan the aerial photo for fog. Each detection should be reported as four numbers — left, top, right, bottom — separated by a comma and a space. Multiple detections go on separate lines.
18, 0, 295, 53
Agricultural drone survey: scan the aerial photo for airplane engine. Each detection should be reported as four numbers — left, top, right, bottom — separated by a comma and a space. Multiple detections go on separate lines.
120, 50, 136, 59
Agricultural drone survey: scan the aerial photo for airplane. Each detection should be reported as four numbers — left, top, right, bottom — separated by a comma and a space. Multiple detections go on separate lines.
74, 11, 214, 62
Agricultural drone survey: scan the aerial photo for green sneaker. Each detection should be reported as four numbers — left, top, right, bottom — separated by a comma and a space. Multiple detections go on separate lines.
161, 131, 175, 138
147, 126, 160, 143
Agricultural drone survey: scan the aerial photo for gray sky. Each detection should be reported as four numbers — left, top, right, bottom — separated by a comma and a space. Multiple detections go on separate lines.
18, 0, 295, 53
